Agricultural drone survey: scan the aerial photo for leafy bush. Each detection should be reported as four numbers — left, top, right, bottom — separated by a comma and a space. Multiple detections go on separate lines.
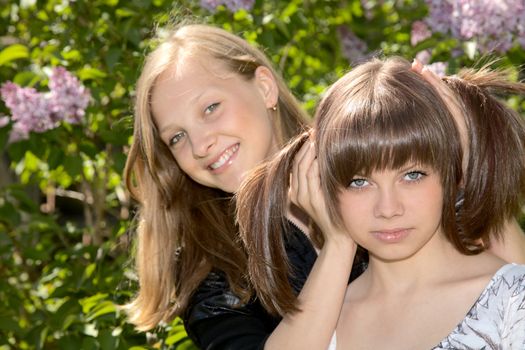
0, 0, 523, 348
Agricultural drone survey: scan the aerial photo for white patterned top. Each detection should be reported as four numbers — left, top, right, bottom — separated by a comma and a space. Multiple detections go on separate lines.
329, 264, 525, 350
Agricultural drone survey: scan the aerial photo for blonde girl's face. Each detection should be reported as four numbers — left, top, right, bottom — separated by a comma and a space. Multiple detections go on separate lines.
151, 57, 279, 193
338, 164, 444, 262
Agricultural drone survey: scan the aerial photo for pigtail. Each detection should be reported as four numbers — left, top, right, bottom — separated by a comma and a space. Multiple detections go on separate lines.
444, 66, 525, 247
236, 132, 310, 316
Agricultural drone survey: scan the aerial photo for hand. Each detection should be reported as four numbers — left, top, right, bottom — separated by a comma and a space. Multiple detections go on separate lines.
289, 137, 351, 244
412, 59, 469, 173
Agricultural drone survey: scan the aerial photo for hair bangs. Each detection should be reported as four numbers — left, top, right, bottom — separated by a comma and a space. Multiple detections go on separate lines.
328, 101, 452, 191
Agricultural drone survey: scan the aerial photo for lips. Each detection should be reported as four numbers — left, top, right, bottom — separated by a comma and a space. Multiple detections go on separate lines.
371, 228, 410, 243
208, 143, 239, 170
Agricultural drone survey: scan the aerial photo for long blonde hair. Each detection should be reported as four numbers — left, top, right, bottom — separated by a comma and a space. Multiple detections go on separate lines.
124, 23, 310, 330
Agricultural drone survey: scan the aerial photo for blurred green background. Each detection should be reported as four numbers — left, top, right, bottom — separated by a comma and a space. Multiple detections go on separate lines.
1, 0, 524, 349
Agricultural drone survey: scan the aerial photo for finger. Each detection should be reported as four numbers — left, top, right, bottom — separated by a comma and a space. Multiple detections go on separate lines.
290, 139, 312, 202
292, 141, 317, 210
306, 155, 322, 211
421, 66, 444, 89
411, 58, 424, 74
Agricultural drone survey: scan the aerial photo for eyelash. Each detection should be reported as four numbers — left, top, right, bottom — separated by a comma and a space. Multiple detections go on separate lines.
205, 102, 220, 115
169, 131, 186, 146
403, 170, 427, 182
348, 170, 428, 189
349, 178, 368, 189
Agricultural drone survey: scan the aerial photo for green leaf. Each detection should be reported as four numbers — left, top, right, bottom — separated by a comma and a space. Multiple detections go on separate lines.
80, 293, 109, 313
47, 149, 65, 170
13, 71, 40, 86
0, 44, 29, 66
165, 330, 189, 345
63, 155, 83, 178
79, 141, 99, 158
98, 329, 118, 350
49, 298, 81, 331
57, 335, 84, 349
81, 336, 98, 350
105, 48, 121, 71
116, 8, 136, 18
0, 315, 22, 333
78, 67, 107, 80
26, 324, 48, 350
86, 300, 116, 321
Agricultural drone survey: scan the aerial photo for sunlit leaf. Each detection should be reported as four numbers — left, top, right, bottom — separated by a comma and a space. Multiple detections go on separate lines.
0, 44, 29, 66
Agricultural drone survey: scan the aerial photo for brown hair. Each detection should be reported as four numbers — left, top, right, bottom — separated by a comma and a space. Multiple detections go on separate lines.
443, 65, 525, 243
237, 56, 525, 316
123, 23, 310, 330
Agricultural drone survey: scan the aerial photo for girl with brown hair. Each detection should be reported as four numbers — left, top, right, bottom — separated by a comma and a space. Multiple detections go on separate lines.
237, 57, 525, 349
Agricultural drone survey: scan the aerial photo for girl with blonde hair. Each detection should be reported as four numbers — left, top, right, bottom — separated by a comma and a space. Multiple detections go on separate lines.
124, 23, 360, 349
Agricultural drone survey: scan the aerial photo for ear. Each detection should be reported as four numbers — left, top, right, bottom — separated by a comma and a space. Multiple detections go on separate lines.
254, 66, 278, 109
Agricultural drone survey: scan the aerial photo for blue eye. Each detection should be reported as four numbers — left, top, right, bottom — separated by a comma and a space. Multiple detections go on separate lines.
404, 171, 425, 182
349, 178, 368, 188
205, 102, 220, 114
169, 131, 186, 146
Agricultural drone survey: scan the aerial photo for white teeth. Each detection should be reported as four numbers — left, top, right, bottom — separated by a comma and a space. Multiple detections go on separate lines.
210, 144, 239, 170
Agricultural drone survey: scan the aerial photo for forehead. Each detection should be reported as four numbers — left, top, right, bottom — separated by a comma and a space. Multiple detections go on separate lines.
150, 56, 237, 118
153, 56, 231, 95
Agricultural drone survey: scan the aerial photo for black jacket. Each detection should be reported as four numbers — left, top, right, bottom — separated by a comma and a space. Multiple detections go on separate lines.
183, 223, 366, 349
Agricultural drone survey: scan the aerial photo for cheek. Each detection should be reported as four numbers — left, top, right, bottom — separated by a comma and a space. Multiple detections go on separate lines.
416, 182, 444, 222
339, 195, 368, 237
172, 148, 196, 175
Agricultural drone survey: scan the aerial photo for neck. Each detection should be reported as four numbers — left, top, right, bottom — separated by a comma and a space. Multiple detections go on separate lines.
363, 231, 466, 294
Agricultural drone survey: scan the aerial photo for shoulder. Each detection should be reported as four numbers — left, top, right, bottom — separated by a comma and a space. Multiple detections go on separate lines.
475, 263, 525, 300
437, 264, 525, 349
477, 263, 525, 321
491, 264, 525, 347
183, 270, 278, 349
489, 263, 525, 289
184, 271, 252, 321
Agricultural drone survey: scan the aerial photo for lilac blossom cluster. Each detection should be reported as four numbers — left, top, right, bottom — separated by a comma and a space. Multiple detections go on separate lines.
200, 0, 255, 12
411, 21, 449, 77
424, 0, 525, 53
338, 26, 369, 64
0, 67, 90, 142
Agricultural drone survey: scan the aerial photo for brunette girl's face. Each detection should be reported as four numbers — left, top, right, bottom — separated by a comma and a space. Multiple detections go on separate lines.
151, 57, 279, 193
338, 163, 444, 262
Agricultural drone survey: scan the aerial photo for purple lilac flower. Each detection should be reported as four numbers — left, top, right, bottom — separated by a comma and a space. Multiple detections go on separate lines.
0, 82, 55, 136
415, 50, 432, 65
200, 0, 222, 11
48, 67, 90, 124
411, 21, 432, 46
0, 67, 91, 142
200, 0, 254, 12
426, 61, 448, 77
425, 0, 525, 53
338, 26, 368, 64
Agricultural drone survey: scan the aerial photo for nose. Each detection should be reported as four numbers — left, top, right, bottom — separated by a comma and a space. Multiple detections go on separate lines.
373, 186, 404, 218
190, 130, 217, 159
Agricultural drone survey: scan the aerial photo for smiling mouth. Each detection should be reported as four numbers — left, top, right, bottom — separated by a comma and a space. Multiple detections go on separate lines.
209, 143, 239, 170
